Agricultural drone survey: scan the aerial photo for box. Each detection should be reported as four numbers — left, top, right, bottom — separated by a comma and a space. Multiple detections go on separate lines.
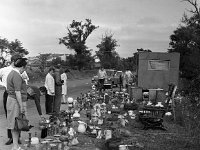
156, 90, 167, 103
130, 87, 143, 101
149, 89, 157, 104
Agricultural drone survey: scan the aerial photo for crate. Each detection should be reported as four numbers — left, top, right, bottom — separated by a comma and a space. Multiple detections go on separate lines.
130, 87, 143, 101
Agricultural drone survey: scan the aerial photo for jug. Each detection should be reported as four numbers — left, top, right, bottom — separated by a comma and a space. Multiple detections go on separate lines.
77, 121, 87, 133
73, 110, 80, 118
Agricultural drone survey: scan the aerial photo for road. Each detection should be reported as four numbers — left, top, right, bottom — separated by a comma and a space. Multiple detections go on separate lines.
0, 78, 92, 149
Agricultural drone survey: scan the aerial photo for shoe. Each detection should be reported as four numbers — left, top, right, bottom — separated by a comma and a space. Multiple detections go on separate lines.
5, 138, 13, 145
18, 139, 22, 144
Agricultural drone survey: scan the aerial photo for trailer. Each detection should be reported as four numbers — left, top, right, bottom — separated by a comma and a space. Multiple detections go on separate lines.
130, 52, 180, 102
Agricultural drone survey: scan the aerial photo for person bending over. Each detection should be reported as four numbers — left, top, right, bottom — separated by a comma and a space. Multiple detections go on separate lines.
27, 85, 46, 118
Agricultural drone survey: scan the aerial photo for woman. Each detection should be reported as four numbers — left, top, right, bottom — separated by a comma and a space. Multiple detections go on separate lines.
61, 69, 68, 104
6, 57, 28, 150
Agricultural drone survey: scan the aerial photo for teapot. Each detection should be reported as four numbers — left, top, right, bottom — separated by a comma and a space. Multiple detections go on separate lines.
73, 110, 80, 118
77, 121, 87, 133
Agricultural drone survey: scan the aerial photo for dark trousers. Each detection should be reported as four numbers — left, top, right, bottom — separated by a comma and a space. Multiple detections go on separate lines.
3, 90, 12, 139
54, 86, 62, 113
45, 94, 54, 114
33, 95, 42, 115
98, 79, 105, 92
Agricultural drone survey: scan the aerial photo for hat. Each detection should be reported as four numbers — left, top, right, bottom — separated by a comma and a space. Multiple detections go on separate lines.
14, 57, 28, 67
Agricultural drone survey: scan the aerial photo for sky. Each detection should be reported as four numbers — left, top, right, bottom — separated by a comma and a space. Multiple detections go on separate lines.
0, 0, 193, 58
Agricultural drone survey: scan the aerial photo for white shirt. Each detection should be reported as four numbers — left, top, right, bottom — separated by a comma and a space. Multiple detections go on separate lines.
45, 73, 55, 95
98, 69, 107, 79
21, 71, 29, 85
125, 70, 132, 79
0, 65, 14, 88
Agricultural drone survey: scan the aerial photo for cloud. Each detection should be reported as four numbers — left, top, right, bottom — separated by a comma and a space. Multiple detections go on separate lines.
137, 17, 162, 25
0, 0, 191, 58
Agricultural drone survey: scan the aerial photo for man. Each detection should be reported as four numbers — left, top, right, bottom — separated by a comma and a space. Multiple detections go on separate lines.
97, 66, 107, 92
53, 64, 63, 113
0, 54, 22, 145
44, 67, 55, 114
124, 69, 133, 88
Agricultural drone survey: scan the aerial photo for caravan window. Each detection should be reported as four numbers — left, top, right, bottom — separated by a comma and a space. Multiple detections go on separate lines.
148, 60, 170, 70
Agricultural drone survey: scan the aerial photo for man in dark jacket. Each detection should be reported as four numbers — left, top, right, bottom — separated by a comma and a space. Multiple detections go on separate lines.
53, 64, 63, 113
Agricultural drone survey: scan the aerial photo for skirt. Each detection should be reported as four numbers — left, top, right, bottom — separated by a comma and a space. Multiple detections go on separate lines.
7, 96, 20, 129
62, 83, 67, 95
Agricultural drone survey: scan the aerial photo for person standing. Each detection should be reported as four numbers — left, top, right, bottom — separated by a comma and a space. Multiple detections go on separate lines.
0, 54, 22, 145
125, 69, 133, 88
44, 67, 55, 114
53, 64, 63, 113
97, 66, 107, 92
61, 69, 68, 104
6, 57, 28, 150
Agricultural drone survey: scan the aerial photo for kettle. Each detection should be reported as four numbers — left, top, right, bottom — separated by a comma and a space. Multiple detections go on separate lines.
77, 121, 87, 133
73, 110, 80, 118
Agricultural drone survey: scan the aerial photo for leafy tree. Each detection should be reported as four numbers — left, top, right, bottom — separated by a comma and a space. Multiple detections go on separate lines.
0, 37, 29, 67
37, 53, 51, 72
52, 57, 64, 67
136, 48, 152, 52
96, 33, 120, 69
59, 19, 98, 70
168, 0, 200, 80
9, 39, 29, 55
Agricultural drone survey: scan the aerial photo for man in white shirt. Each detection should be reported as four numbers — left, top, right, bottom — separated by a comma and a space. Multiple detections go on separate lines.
44, 66, 55, 114
125, 69, 133, 88
97, 66, 107, 92
0, 54, 22, 145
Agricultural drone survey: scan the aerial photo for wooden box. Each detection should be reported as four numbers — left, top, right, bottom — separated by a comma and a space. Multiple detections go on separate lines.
130, 87, 143, 101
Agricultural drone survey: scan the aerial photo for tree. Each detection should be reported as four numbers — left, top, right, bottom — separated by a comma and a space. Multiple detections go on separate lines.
0, 37, 29, 67
59, 19, 98, 70
37, 53, 51, 72
136, 48, 152, 52
168, 0, 200, 80
9, 39, 29, 55
96, 33, 120, 69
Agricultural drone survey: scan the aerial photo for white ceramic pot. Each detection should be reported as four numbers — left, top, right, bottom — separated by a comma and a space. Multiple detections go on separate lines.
31, 137, 39, 145
67, 97, 74, 103
77, 121, 87, 133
